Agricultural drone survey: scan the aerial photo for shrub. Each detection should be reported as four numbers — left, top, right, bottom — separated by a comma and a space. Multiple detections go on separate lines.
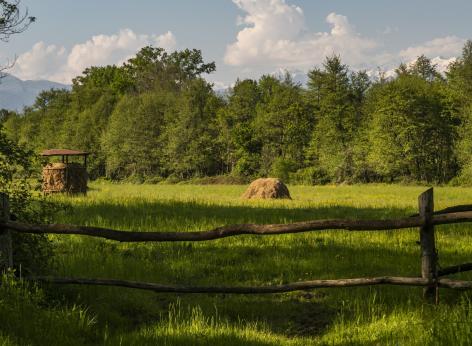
0, 125, 57, 275
289, 166, 330, 185
270, 157, 297, 183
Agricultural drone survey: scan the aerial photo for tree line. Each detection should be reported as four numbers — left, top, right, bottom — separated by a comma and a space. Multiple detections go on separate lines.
3, 42, 472, 185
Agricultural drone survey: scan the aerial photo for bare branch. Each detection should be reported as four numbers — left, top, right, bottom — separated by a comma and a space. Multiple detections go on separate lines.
0, 0, 34, 42
0, 1, 34, 75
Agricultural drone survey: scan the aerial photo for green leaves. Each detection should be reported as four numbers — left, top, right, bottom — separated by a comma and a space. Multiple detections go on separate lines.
5, 41, 472, 185
366, 73, 457, 183
306, 56, 367, 182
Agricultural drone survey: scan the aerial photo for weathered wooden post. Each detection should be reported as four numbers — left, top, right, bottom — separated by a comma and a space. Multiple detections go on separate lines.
0, 193, 12, 271
418, 188, 437, 302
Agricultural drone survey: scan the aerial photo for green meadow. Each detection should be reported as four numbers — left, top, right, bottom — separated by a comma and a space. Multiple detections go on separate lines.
10, 183, 472, 345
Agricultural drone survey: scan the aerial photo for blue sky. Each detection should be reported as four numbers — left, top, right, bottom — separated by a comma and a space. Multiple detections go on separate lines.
2, 0, 472, 86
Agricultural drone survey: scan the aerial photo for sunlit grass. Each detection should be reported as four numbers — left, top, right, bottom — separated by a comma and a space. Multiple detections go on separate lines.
35, 183, 472, 344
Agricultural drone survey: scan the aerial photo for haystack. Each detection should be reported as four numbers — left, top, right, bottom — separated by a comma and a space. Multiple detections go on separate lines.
42, 163, 67, 192
242, 178, 291, 199
42, 162, 87, 194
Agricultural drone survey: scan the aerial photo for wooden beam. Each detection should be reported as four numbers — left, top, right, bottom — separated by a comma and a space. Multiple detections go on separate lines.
410, 204, 472, 217
438, 263, 472, 277
2, 217, 425, 242
3, 210, 472, 244
25, 276, 472, 294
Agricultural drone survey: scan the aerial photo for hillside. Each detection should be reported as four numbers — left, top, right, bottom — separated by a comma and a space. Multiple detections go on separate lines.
0, 74, 70, 111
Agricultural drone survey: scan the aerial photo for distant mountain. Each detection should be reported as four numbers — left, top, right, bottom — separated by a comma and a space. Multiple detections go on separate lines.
0, 74, 71, 111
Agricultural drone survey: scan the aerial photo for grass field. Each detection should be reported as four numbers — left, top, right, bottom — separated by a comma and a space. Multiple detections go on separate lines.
10, 183, 472, 345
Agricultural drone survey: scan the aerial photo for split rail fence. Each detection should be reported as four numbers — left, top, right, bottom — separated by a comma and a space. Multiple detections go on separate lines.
2, 188, 472, 303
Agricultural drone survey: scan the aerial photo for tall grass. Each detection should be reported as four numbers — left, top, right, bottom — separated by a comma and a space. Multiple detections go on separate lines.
5, 183, 472, 344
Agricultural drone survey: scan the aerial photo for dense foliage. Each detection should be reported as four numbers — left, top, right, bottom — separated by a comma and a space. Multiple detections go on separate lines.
4, 42, 472, 184
0, 121, 57, 274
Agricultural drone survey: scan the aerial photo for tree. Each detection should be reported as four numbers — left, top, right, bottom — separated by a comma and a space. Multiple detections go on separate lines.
102, 91, 174, 180
366, 70, 457, 183
217, 79, 261, 177
306, 56, 368, 182
409, 55, 443, 82
161, 79, 223, 178
123, 46, 215, 92
72, 65, 132, 104
448, 41, 472, 183
0, 0, 35, 75
0, 1, 54, 275
254, 75, 312, 178
447, 41, 472, 99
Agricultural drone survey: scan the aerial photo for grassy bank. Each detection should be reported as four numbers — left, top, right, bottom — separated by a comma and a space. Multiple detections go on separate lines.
5, 183, 472, 345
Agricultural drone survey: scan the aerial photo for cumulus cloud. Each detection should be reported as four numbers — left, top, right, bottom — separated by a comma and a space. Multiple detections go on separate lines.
225, 0, 466, 77
12, 42, 67, 81
399, 36, 465, 61
12, 29, 177, 84
224, 0, 377, 68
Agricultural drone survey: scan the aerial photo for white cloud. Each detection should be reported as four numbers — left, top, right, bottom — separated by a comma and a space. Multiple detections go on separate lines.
399, 36, 465, 61
225, 0, 466, 78
12, 42, 67, 81
12, 29, 177, 84
224, 0, 377, 68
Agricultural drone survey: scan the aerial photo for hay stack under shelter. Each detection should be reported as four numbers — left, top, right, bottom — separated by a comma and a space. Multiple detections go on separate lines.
242, 178, 291, 199
41, 149, 89, 194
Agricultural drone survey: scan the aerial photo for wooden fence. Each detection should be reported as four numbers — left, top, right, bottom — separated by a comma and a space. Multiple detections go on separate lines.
2, 188, 472, 303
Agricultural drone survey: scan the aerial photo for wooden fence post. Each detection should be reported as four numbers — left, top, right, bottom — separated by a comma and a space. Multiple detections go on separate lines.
0, 193, 12, 272
418, 188, 437, 302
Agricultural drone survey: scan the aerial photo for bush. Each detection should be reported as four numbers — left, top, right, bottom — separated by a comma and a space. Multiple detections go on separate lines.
0, 125, 57, 275
233, 153, 261, 179
184, 175, 248, 185
269, 158, 297, 183
144, 176, 164, 184
163, 174, 182, 184
289, 166, 330, 185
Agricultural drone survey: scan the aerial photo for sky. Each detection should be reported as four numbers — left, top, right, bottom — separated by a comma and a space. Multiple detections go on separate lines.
2, 0, 472, 87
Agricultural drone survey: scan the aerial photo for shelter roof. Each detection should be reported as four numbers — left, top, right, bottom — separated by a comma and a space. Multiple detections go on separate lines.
41, 149, 89, 156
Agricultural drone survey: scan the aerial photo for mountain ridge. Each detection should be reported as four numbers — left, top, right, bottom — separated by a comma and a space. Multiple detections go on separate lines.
0, 74, 70, 111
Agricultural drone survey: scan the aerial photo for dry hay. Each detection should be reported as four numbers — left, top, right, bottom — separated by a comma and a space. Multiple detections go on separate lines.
42, 162, 88, 194
242, 178, 291, 200
42, 163, 66, 192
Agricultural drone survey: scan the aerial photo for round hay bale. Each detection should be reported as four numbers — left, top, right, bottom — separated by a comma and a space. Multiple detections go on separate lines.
242, 178, 291, 200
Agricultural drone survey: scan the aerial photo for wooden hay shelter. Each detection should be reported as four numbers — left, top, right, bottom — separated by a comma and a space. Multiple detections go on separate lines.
41, 149, 89, 194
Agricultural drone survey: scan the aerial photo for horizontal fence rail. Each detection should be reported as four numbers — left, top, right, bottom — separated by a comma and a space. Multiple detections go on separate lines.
410, 204, 472, 217
2, 188, 472, 304
3, 211, 472, 243
25, 276, 472, 294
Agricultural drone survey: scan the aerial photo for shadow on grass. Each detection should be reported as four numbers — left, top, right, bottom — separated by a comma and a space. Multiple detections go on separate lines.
56, 198, 415, 231
46, 198, 472, 343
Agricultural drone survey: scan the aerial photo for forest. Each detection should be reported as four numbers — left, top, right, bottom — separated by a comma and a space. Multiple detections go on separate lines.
3, 42, 472, 185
